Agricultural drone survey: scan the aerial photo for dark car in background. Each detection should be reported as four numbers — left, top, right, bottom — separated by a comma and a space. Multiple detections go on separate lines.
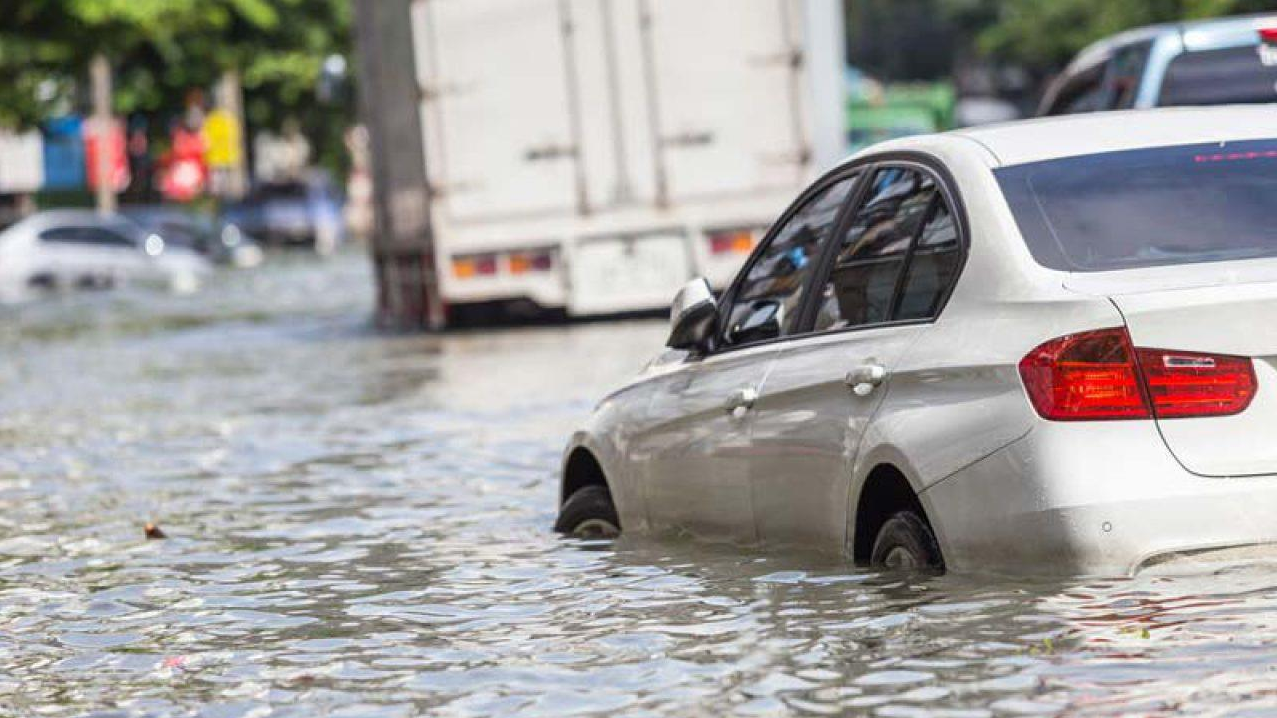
221, 172, 345, 255
122, 205, 264, 269
1040, 13, 1277, 115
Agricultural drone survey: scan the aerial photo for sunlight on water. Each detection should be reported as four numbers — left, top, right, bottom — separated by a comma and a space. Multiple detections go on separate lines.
2, 252, 1276, 717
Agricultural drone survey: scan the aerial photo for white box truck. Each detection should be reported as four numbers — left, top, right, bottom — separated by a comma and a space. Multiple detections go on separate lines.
410, 0, 847, 321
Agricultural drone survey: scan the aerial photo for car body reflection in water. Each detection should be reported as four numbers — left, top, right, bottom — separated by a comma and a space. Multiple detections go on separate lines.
0, 250, 1275, 716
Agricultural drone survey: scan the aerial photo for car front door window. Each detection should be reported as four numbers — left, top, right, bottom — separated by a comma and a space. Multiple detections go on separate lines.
813, 167, 936, 333
722, 176, 857, 347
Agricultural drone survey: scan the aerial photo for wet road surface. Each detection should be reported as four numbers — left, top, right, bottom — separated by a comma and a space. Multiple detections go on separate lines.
3, 252, 1277, 717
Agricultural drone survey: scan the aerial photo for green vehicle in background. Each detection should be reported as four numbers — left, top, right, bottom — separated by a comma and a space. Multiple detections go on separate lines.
846, 67, 956, 151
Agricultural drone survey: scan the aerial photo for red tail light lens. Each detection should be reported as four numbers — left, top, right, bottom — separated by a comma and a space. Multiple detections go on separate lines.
1136, 348, 1256, 418
1019, 328, 1148, 420
1019, 328, 1257, 421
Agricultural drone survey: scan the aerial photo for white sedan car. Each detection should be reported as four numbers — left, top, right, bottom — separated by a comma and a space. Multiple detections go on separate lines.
0, 210, 210, 301
557, 105, 1277, 576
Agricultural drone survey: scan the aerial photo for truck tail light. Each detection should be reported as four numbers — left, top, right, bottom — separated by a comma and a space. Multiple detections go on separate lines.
452, 254, 498, 279
1019, 328, 1256, 421
708, 229, 756, 255
508, 250, 554, 275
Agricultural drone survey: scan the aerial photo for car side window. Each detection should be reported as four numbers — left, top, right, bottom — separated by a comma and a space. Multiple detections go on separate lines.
39, 227, 83, 244
812, 167, 936, 332
720, 175, 857, 347
1042, 63, 1106, 116
1108, 42, 1152, 110
88, 228, 136, 248
894, 200, 961, 321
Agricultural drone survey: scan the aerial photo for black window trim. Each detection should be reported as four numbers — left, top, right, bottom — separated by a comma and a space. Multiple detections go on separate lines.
707, 151, 970, 357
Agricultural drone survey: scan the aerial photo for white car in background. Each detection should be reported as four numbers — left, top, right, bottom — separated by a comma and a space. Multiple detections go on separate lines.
557, 105, 1277, 577
0, 210, 211, 301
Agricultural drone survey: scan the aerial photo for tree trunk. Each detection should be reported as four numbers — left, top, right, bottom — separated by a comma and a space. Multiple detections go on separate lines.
90, 53, 116, 215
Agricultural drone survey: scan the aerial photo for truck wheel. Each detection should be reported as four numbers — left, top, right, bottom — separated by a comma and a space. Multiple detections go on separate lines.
554, 485, 620, 539
870, 511, 943, 571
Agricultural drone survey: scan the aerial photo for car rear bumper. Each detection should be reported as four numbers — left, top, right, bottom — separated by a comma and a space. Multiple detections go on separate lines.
923, 419, 1277, 576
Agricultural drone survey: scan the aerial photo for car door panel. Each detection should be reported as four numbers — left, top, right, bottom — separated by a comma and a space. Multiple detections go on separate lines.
750, 326, 925, 549
636, 344, 777, 543
748, 165, 964, 550
632, 173, 860, 543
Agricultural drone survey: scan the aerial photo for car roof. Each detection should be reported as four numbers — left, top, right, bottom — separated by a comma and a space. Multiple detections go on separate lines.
940, 105, 1277, 167
1070, 13, 1277, 68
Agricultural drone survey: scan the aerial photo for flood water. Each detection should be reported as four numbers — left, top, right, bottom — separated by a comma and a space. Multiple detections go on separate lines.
3, 252, 1277, 717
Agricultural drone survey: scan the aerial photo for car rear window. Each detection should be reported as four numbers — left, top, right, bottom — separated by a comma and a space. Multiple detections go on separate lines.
996, 139, 1277, 272
1159, 45, 1277, 106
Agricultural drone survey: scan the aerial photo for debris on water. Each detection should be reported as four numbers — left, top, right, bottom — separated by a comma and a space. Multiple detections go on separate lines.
144, 523, 167, 540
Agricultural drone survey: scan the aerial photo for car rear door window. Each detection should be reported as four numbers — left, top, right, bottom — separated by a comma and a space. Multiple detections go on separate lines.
1158, 46, 1277, 106
721, 175, 857, 347
811, 167, 936, 332
894, 201, 961, 321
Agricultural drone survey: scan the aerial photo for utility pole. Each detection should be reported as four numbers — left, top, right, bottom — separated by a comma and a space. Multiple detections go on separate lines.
215, 69, 249, 200
353, 0, 445, 330
90, 53, 116, 215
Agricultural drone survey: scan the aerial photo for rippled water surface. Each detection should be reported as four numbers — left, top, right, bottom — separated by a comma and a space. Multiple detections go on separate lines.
4, 253, 1277, 717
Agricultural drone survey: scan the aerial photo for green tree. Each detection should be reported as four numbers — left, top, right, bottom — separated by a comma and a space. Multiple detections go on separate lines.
0, 0, 352, 172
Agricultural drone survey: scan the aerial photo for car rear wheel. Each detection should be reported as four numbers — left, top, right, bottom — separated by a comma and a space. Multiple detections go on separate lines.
554, 485, 620, 539
870, 510, 943, 571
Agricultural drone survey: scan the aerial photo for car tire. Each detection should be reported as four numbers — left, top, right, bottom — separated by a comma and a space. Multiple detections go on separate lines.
870, 510, 943, 571
554, 485, 620, 539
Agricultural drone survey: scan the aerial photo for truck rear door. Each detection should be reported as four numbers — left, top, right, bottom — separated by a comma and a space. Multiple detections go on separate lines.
640, 0, 808, 203
414, 0, 585, 224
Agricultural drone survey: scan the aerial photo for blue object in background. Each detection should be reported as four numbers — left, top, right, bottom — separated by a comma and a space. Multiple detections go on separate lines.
43, 116, 86, 190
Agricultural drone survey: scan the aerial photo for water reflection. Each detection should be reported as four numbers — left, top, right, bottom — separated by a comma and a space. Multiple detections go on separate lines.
1, 252, 1276, 716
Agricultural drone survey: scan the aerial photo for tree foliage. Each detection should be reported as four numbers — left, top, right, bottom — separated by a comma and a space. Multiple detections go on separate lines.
0, 0, 352, 162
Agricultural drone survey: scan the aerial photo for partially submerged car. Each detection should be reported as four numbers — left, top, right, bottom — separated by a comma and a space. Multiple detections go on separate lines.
1040, 13, 1277, 115
557, 106, 1277, 577
122, 205, 264, 269
0, 210, 210, 301
221, 172, 345, 255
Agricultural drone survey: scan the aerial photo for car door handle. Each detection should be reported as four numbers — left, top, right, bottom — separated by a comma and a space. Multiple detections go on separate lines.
845, 364, 887, 397
725, 386, 759, 419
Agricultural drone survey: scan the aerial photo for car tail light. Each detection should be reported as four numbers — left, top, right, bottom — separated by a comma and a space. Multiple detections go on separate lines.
1136, 348, 1256, 418
708, 229, 756, 255
1259, 27, 1277, 44
1019, 328, 1257, 421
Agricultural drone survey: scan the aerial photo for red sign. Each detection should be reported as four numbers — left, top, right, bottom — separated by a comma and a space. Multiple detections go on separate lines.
159, 126, 209, 202
83, 118, 130, 192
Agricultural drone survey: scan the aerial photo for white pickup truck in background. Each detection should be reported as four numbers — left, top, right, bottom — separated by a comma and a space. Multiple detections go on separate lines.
410, 0, 847, 322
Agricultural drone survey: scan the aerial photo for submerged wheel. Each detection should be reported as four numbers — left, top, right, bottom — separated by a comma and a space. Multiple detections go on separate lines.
554, 485, 620, 539
870, 510, 943, 571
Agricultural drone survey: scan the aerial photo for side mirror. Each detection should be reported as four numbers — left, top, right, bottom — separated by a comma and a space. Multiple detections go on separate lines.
667, 277, 717, 351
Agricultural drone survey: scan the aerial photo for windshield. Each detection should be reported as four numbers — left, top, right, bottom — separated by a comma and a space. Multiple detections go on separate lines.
996, 139, 1277, 272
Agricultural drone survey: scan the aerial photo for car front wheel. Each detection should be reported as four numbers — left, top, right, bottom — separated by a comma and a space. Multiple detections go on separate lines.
870, 510, 943, 571
554, 485, 620, 539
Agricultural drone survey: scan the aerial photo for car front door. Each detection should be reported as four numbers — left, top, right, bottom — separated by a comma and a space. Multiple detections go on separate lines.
635, 173, 859, 543
748, 163, 966, 550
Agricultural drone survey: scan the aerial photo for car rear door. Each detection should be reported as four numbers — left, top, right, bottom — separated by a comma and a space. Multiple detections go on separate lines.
747, 164, 966, 549
634, 173, 858, 542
